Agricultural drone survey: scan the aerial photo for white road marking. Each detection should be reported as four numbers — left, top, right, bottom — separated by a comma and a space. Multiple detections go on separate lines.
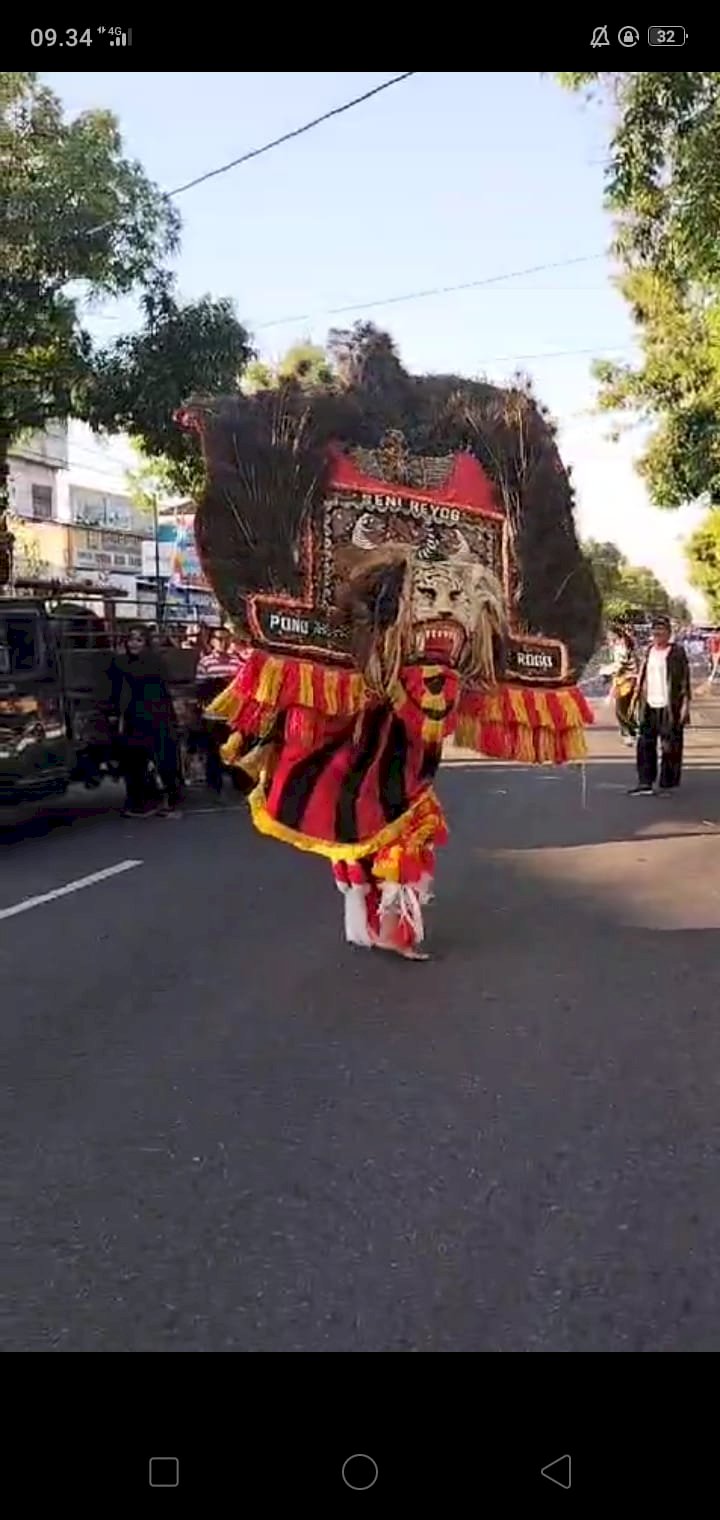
0, 859, 143, 922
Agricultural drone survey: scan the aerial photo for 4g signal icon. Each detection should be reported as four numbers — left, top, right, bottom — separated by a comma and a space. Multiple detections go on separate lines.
97, 26, 133, 45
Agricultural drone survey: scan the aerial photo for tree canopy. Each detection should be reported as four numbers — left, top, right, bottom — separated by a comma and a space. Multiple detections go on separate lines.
583, 537, 690, 623
244, 341, 336, 394
81, 276, 253, 496
685, 511, 720, 620
0, 71, 253, 515
0, 72, 177, 503
557, 73, 720, 513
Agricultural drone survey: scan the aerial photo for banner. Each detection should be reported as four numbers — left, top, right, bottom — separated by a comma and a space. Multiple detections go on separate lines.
169, 515, 208, 591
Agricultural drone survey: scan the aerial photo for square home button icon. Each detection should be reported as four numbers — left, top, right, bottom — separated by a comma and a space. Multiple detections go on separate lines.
149, 1458, 179, 1487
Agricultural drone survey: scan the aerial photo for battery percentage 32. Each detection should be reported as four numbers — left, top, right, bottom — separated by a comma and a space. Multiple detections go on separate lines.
648, 25, 687, 45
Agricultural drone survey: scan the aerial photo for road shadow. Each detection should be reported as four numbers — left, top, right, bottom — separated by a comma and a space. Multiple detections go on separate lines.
0, 784, 127, 849
439, 755, 720, 854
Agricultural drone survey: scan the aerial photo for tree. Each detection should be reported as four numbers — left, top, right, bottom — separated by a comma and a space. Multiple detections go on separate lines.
80, 275, 254, 497
582, 539, 625, 599
557, 73, 720, 510
244, 340, 336, 394
686, 510, 720, 619
590, 272, 720, 510
583, 537, 675, 620
669, 595, 692, 624
0, 71, 178, 512
616, 564, 670, 613
125, 448, 182, 515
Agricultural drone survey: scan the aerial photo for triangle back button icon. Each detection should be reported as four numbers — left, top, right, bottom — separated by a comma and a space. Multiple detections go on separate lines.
541, 1454, 572, 1490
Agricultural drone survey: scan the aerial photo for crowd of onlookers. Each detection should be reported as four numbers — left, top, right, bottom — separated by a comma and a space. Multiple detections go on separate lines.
125, 620, 248, 659
675, 627, 720, 679
112, 621, 250, 819
111, 615, 720, 815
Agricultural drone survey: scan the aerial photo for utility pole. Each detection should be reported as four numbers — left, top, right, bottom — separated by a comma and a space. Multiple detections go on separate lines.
152, 492, 163, 625
0, 511, 14, 590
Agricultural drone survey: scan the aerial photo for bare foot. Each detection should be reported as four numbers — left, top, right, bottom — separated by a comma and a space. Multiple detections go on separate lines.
372, 937, 430, 962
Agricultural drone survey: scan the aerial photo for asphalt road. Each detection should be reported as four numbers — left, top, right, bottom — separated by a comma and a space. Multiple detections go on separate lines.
3, 700, 720, 1353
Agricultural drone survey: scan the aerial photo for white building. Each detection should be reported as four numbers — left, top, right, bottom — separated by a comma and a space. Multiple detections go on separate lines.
8, 422, 219, 623
8, 421, 69, 521
9, 423, 156, 616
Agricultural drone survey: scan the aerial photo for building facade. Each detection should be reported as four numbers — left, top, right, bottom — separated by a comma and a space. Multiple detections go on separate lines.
8, 425, 154, 614
7, 423, 219, 623
8, 422, 69, 525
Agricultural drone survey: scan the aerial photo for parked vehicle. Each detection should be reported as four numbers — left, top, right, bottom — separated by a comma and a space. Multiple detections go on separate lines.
0, 583, 199, 807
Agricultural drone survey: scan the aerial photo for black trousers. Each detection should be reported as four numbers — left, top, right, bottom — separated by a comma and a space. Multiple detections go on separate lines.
202, 721, 227, 793
636, 707, 684, 789
615, 690, 636, 738
123, 736, 182, 811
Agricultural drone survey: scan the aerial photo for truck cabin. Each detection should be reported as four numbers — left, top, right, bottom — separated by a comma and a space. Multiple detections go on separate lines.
0, 604, 47, 681
47, 603, 112, 650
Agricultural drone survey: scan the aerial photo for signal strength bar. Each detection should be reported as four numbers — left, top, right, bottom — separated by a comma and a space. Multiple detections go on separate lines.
109, 28, 132, 45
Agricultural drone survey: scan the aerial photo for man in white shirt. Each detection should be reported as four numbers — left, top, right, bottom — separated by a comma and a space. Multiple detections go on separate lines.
628, 615, 691, 795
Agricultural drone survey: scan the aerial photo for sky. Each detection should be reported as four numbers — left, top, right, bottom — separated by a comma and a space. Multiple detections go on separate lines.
45, 70, 706, 611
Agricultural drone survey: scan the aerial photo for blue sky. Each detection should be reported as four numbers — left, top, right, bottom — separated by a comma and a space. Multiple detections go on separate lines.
45, 70, 704, 609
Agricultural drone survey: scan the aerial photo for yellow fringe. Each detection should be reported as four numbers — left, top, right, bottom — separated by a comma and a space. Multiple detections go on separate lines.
349, 673, 367, 708
220, 731, 245, 765
248, 784, 438, 863
453, 714, 589, 763
256, 657, 285, 707
323, 668, 340, 714
298, 661, 314, 708
508, 687, 530, 725
516, 729, 537, 763
421, 716, 447, 745
565, 729, 589, 761
453, 715, 474, 748
536, 729, 557, 764
236, 740, 278, 785
206, 684, 242, 722
483, 691, 503, 723
372, 819, 444, 884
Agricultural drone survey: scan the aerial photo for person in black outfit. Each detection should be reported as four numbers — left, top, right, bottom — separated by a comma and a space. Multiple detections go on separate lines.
113, 628, 182, 817
628, 615, 691, 795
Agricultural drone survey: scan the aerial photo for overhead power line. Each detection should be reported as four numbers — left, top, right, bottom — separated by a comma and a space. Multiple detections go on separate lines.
84, 72, 417, 244
461, 343, 633, 366
87, 286, 610, 322
166, 72, 417, 199
254, 253, 608, 330
83, 251, 612, 349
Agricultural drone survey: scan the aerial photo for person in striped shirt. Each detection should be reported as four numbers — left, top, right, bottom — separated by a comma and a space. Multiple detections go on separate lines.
196, 629, 246, 793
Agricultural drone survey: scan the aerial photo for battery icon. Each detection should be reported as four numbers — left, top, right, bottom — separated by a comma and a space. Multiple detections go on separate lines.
648, 25, 687, 45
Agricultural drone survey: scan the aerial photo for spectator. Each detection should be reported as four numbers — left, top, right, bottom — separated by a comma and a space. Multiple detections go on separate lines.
197, 622, 213, 656
628, 614, 691, 796
708, 630, 720, 683
609, 628, 639, 746
196, 627, 239, 682
114, 628, 183, 818
196, 628, 241, 794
